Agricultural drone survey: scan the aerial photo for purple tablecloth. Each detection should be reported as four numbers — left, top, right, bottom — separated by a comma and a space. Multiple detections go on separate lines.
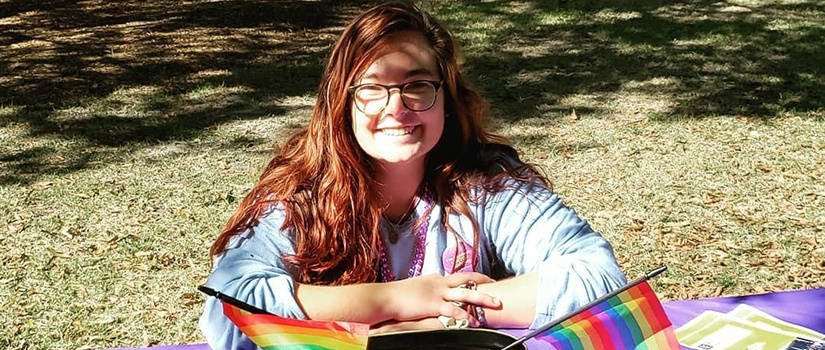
109, 287, 825, 350
663, 288, 825, 333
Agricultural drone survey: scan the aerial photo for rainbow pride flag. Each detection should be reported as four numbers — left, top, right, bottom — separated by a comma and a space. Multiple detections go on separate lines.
536, 280, 680, 350
222, 301, 369, 350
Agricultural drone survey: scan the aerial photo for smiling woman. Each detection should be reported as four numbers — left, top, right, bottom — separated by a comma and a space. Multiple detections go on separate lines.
199, 1, 626, 349
349, 31, 445, 170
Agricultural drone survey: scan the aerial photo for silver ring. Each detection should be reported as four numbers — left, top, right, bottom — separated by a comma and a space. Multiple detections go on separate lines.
437, 315, 470, 329
449, 282, 475, 309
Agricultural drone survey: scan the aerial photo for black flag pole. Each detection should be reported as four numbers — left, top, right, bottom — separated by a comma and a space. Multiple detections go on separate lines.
198, 285, 273, 315
500, 265, 668, 350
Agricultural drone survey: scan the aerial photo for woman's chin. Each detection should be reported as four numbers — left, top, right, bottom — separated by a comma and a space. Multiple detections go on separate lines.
374, 153, 426, 167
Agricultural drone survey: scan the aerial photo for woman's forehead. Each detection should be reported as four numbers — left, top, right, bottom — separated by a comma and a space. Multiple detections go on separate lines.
358, 32, 439, 81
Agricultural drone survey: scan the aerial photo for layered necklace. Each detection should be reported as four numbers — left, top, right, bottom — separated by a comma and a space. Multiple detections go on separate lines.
376, 188, 432, 282
381, 196, 419, 244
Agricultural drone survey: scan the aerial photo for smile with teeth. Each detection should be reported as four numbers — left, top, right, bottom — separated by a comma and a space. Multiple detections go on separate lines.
378, 126, 416, 136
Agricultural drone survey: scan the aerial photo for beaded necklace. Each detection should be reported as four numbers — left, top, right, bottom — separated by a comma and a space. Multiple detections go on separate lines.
377, 189, 432, 282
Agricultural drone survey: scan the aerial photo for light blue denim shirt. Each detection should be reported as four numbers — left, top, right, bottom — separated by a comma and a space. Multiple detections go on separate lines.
199, 179, 626, 350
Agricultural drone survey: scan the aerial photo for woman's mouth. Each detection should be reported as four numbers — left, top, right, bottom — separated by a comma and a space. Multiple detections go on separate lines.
377, 126, 417, 136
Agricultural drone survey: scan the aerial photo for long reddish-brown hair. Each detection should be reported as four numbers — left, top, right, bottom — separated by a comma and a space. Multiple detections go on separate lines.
210, 1, 548, 285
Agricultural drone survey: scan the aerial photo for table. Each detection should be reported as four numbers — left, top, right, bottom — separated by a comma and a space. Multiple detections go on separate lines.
109, 288, 825, 350
663, 287, 825, 334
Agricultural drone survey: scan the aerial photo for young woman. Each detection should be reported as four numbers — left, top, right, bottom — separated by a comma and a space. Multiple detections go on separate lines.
200, 1, 626, 349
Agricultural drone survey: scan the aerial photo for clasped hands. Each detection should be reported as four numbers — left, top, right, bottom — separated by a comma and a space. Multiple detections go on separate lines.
370, 272, 501, 334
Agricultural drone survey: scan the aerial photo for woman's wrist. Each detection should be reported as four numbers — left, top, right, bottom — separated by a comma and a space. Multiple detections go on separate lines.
474, 272, 538, 329
376, 280, 402, 323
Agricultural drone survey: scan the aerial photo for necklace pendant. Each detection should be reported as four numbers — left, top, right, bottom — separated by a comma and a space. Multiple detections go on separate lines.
377, 188, 432, 281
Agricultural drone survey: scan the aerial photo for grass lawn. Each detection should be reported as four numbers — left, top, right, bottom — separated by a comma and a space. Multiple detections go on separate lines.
1, 0, 823, 349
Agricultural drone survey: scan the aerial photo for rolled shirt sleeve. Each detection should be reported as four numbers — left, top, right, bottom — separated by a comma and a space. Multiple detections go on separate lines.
199, 206, 306, 350
476, 179, 627, 328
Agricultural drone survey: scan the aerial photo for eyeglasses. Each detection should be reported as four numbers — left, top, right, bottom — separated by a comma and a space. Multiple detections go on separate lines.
348, 80, 443, 115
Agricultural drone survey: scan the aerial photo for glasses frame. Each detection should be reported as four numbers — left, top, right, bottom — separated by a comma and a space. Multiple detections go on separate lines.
347, 80, 443, 115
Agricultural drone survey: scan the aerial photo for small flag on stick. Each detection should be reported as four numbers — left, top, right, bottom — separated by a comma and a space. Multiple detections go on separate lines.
199, 286, 368, 350
221, 302, 369, 350
502, 266, 680, 350
536, 280, 680, 350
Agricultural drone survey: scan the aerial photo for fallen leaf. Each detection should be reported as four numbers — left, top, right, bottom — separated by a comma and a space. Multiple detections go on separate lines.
756, 163, 775, 172
665, 221, 690, 228
60, 225, 73, 239
627, 223, 644, 231
92, 316, 116, 325
46, 247, 69, 259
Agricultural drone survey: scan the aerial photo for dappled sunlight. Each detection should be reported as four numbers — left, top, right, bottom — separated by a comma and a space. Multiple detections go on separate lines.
0, 130, 99, 185
612, 77, 680, 117
593, 9, 644, 22
555, 81, 679, 119
503, 36, 584, 57
431, 0, 825, 123
273, 95, 316, 109
1, 1, 824, 349
138, 142, 192, 160
0, 0, 361, 115
535, 10, 584, 26
652, 0, 822, 22
186, 69, 232, 80
726, 0, 813, 7
0, 0, 371, 184
49, 85, 171, 125
766, 18, 823, 32
0, 105, 22, 119
184, 84, 253, 102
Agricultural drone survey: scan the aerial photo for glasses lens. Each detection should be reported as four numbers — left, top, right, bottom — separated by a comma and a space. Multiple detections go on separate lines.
402, 81, 437, 111
354, 85, 388, 114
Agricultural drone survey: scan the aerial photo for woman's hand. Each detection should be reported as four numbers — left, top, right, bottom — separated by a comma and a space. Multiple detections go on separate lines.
386, 272, 501, 323
295, 272, 499, 326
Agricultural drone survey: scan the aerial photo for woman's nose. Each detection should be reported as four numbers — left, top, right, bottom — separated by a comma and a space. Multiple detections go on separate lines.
383, 88, 406, 115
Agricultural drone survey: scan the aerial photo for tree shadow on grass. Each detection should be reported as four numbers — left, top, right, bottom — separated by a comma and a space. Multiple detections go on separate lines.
0, 146, 91, 185
2, 0, 823, 184
0, 0, 378, 184
436, 0, 824, 123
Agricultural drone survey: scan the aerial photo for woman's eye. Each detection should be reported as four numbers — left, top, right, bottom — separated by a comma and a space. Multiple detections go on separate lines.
357, 86, 386, 99
404, 84, 434, 100
404, 83, 430, 95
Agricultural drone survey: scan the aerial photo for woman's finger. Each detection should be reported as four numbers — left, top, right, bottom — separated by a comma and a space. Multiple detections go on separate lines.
438, 301, 473, 321
443, 287, 501, 308
435, 306, 479, 329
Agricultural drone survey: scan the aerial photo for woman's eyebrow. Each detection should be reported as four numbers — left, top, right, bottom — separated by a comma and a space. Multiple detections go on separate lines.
404, 68, 436, 78
360, 73, 381, 81
360, 68, 436, 81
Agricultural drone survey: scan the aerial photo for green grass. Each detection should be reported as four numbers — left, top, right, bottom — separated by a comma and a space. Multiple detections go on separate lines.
2, 0, 824, 349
